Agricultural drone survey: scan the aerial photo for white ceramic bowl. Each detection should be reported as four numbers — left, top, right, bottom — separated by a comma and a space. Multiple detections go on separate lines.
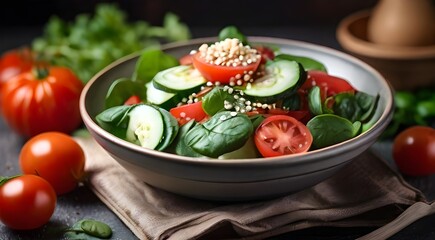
80, 37, 394, 201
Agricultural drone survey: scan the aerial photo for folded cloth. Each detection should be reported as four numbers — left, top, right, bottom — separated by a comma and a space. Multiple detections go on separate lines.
75, 136, 430, 240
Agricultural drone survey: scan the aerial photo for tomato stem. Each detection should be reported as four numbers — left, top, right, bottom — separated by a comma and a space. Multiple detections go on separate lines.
0, 175, 21, 186
33, 66, 50, 79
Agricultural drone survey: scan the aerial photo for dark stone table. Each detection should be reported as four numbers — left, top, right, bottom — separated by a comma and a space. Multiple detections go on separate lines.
1, 25, 435, 240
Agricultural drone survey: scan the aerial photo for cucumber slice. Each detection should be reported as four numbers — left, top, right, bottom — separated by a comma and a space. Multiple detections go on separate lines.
244, 60, 305, 103
146, 82, 179, 109
126, 105, 164, 149
153, 106, 179, 151
153, 65, 207, 93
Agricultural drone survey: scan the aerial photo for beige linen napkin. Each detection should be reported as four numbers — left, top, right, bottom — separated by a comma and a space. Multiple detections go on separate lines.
75, 136, 433, 240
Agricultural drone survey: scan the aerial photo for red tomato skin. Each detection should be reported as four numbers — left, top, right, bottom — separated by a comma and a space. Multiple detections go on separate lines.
192, 53, 261, 84
255, 46, 275, 63
254, 115, 313, 157
19, 132, 86, 195
300, 71, 356, 99
393, 126, 435, 176
266, 108, 310, 123
1, 66, 83, 138
179, 54, 193, 65
170, 101, 207, 126
0, 48, 33, 90
124, 95, 142, 105
0, 175, 56, 230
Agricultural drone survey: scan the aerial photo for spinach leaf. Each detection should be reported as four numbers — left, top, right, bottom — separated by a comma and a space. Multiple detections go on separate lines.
173, 120, 204, 157
275, 54, 327, 72
64, 219, 112, 239
95, 105, 132, 138
308, 86, 323, 115
104, 78, 146, 109
218, 26, 248, 45
281, 93, 301, 111
356, 92, 378, 122
250, 114, 266, 129
184, 111, 253, 158
132, 48, 179, 84
307, 114, 360, 149
333, 92, 362, 122
201, 86, 235, 115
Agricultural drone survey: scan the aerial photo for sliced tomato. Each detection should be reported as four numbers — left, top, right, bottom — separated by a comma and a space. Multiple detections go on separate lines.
170, 101, 207, 126
179, 54, 193, 65
300, 71, 356, 99
124, 95, 142, 105
254, 115, 313, 157
192, 52, 261, 84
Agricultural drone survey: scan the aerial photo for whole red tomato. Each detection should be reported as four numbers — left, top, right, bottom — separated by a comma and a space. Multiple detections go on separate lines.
0, 48, 33, 90
393, 126, 435, 176
20, 132, 86, 195
1, 66, 83, 138
0, 175, 56, 230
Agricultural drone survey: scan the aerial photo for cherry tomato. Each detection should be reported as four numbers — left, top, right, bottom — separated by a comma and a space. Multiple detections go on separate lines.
393, 126, 435, 176
124, 95, 142, 105
170, 101, 207, 126
19, 132, 86, 195
192, 52, 261, 84
179, 54, 193, 65
254, 115, 313, 157
300, 71, 356, 100
1, 66, 83, 138
0, 175, 56, 230
0, 48, 33, 91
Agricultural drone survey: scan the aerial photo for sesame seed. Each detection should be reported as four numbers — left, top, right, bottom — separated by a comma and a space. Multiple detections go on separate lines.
180, 112, 186, 118
220, 115, 227, 121
230, 111, 237, 116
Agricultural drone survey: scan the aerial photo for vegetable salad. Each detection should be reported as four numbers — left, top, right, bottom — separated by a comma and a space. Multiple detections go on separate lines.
96, 26, 379, 159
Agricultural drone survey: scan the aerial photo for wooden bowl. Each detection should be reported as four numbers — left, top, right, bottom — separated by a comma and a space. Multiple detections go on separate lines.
336, 10, 435, 90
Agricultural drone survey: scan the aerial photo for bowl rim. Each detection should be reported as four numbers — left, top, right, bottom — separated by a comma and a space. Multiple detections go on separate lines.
80, 36, 394, 168
336, 10, 435, 60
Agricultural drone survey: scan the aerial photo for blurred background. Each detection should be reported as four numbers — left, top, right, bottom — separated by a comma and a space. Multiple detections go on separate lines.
1, 0, 378, 50
2, 0, 377, 27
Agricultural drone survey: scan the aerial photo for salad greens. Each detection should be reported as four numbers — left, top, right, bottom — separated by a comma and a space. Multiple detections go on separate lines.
184, 111, 253, 158
307, 114, 361, 149
383, 87, 435, 138
64, 219, 112, 239
133, 48, 179, 83
96, 26, 381, 159
32, 4, 190, 83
